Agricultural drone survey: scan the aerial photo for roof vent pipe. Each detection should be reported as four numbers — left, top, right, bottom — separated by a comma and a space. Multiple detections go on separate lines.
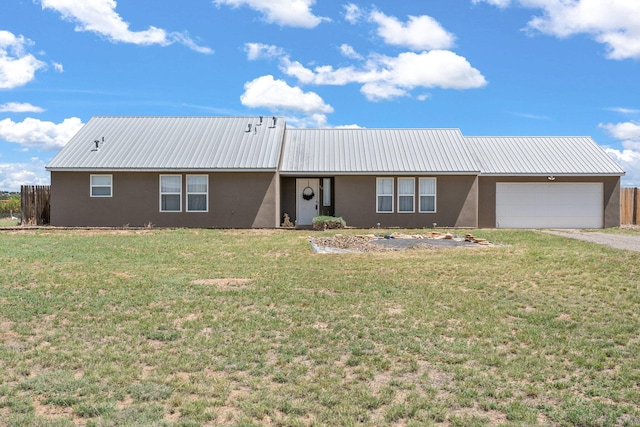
246, 123, 252, 133
258, 116, 263, 126
92, 137, 104, 151
271, 116, 277, 128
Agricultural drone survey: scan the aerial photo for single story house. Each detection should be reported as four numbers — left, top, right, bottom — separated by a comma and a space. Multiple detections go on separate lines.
46, 116, 625, 229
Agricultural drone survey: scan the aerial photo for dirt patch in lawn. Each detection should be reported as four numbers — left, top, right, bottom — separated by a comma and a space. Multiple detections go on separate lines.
310, 232, 494, 253
189, 278, 252, 290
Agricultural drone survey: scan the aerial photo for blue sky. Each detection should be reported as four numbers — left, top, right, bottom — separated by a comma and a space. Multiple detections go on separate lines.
1, 0, 639, 191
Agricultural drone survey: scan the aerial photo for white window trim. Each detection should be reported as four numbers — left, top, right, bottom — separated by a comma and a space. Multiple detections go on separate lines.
376, 177, 394, 213
419, 177, 437, 213
90, 174, 112, 198
397, 177, 415, 213
186, 174, 209, 212
159, 175, 182, 212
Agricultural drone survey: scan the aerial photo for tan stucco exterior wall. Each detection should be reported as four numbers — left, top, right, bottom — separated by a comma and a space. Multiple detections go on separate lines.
51, 172, 620, 229
477, 176, 621, 228
329, 175, 478, 228
50, 171, 278, 228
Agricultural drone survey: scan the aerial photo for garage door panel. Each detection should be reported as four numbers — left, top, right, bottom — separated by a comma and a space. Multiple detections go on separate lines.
496, 183, 603, 229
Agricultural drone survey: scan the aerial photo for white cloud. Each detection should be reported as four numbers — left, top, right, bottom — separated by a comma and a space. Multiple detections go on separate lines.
339, 44, 363, 60
0, 30, 46, 89
0, 103, 45, 113
360, 82, 408, 101
335, 123, 364, 129
285, 113, 329, 128
170, 32, 214, 55
0, 117, 84, 150
475, 0, 640, 60
214, 0, 329, 28
240, 75, 334, 115
600, 121, 640, 141
52, 62, 64, 73
605, 148, 640, 186
0, 159, 50, 191
472, 0, 512, 7
40, 0, 212, 54
600, 120, 640, 185
512, 112, 551, 120
281, 50, 487, 101
245, 43, 285, 60
383, 51, 486, 90
343, 3, 364, 24
607, 107, 640, 114
369, 10, 455, 50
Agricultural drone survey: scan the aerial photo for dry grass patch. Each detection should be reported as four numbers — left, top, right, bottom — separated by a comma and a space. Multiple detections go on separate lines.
0, 228, 639, 426
189, 278, 252, 290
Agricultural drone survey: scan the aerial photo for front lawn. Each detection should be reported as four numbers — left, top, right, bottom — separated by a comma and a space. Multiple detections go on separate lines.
0, 217, 19, 228
0, 228, 638, 426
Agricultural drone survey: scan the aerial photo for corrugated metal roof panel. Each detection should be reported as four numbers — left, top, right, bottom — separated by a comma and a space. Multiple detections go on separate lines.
465, 136, 625, 175
47, 117, 625, 177
281, 128, 479, 174
47, 116, 285, 170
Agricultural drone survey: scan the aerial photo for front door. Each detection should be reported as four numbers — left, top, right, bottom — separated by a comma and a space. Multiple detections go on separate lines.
296, 179, 319, 226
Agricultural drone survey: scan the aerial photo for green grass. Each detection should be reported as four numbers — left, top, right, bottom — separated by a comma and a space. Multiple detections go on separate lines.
0, 228, 639, 426
0, 217, 19, 227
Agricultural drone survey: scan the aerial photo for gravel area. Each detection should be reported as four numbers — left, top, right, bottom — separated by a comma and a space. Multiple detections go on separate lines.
542, 229, 640, 252
310, 232, 491, 253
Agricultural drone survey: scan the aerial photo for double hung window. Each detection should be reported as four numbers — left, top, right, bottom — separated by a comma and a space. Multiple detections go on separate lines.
376, 178, 394, 213
90, 175, 112, 197
160, 175, 182, 212
398, 178, 415, 213
419, 178, 436, 213
186, 175, 208, 212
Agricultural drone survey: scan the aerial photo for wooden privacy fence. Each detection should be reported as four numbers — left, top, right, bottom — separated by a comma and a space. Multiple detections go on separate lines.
21, 185, 50, 225
621, 187, 640, 225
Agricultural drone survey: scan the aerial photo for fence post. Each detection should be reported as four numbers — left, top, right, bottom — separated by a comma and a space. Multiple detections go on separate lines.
631, 187, 638, 225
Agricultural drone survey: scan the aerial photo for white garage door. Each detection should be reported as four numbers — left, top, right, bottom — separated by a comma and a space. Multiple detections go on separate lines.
496, 183, 603, 229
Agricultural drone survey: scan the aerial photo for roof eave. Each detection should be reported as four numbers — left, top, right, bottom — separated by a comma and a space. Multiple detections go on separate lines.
479, 172, 625, 176
46, 167, 278, 173
279, 170, 481, 176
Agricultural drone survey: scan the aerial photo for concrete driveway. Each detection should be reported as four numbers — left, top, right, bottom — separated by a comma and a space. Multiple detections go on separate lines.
542, 229, 640, 252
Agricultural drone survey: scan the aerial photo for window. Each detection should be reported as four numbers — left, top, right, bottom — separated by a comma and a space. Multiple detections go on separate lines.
323, 178, 331, 206
187, 175, 208, 212
160, 175, 182, 212
90, 174, 112, 197
377, 178, 394, 213
419, 178, 436, 213
398, 178, 415, 213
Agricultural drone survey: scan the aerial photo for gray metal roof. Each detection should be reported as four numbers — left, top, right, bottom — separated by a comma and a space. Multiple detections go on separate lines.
280, 128, 479, 174
46, 116, 285, 171
47, 117, 625, 177
465, 136, 625, 175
